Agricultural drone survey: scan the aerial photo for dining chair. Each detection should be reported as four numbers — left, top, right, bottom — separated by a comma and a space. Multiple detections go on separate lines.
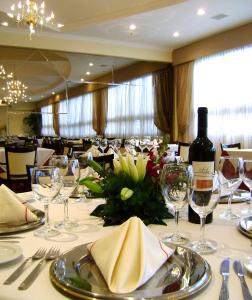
178, 142, 190, 163
0, 145, 37, 192
93, 154, 114, 170
220, 142, 241, 152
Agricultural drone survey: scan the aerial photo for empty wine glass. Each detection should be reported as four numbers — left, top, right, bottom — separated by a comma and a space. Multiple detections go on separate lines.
100, 138, 108, 154
32, 166, 61, 238
188, 171, 220, 254
242, 159, 252, 215
160, 163, 190, 245
138, 138, 146, 154
218, 156, 243, 220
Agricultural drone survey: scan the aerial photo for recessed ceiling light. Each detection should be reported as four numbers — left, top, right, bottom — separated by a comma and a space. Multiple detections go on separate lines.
57, 23, 64, 28
41, 95, 43, 98
129, 24, 136, 30
173, 31, 180, 38
52, 91, 55, 95
1, 22, 8, 27
197, 8, 205, 16
89, 62, 94, 67
86, 71, 90, 75
29, 97, 32, 100
81, 78, 84, 82
7, 13, 14, 18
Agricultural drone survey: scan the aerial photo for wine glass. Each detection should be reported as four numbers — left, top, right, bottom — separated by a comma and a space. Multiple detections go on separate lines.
100, 138, 108, 154
31, 166, 61, 238
160, 163, 190, 245
188, 171, 220, 254
218, 156, 243, 220
138, 138, 146, 154
242, 159, 252, 215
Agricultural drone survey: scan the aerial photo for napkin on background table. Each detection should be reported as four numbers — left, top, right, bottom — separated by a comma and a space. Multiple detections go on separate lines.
82, 146, 101, 157
88, 216, 174, 294
0, 184, 38, 226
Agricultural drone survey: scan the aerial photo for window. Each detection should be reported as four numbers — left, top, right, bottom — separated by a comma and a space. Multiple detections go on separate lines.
105, 75, 159, 137
59, 93, 96, 138
192, 44, 252, 149
41, 104, 55, 136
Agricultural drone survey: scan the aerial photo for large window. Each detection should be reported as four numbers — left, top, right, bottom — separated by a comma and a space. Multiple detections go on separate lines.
41, 104, 55, 136
192, 44, 252, 149
105, 75, 159, 137
59, 93, 96, 138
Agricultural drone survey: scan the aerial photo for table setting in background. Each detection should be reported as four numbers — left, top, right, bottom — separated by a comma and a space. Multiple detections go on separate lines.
0, 150, 252, 299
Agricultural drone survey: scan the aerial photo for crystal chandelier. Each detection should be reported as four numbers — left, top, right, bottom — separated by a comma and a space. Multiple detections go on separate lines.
8, 1, 56, 37
0, 65, 28, 105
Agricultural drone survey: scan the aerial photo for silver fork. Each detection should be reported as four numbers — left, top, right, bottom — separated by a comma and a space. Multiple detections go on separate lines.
4, 248, 46, 285
18, 247, 60, 290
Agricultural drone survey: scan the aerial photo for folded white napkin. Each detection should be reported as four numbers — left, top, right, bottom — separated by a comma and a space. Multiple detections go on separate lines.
0, 185, 38, 226
82, 146, 101, 157
106, 148, 114, 155
88, 216, 173, 293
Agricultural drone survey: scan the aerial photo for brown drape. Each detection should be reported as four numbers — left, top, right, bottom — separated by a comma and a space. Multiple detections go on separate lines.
173, 61, 193, 142
153, 64, 174, 139
52, 102, 60, 136
92, 88, 108, 135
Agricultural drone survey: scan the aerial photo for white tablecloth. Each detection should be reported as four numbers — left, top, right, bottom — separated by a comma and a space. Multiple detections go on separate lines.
224, 148, 252, 160
0, 196, 251, 300
0, 147, 55, 168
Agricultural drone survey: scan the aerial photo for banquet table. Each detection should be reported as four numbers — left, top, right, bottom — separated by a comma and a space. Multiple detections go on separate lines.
223, 148, 252, 160
0, 195, 251, 300
0, 147, 55, 169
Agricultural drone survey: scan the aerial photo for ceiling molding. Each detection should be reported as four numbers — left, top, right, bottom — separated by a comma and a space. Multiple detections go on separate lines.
0, 30, 172, 63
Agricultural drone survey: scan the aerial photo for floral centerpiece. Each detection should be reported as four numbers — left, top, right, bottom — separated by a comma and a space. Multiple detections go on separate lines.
79, 137, 173, 226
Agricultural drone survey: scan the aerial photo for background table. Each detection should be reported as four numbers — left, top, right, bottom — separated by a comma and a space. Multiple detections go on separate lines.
223, 148, 252, 160
0, 196, 251, 300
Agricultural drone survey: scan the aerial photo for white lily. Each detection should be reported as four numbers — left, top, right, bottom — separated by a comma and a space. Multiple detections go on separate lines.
136, 154, 148, 181
127, 154, 139, 182
119, 155, 130, 175
113, 159, 122, 175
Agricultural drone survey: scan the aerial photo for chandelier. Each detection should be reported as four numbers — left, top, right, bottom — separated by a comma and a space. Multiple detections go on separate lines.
0, 65, 28, 105
8, 1, 56, 38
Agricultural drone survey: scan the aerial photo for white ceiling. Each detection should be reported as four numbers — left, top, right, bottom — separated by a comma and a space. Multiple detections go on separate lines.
0, 0, 251, 102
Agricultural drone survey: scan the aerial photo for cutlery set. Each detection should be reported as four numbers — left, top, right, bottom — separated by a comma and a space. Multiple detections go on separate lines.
220, 258, 252, 300
3, 247, 60, 290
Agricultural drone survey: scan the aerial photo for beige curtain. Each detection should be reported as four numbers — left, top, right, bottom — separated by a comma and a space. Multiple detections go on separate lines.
173, 61, 194, 142
52, 102, 60, 136
92, 89, 108, 135
153, 64, 174, 138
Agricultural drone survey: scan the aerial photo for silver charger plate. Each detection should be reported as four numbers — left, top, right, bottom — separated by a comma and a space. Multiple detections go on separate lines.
0, 208, 45, 235
238, 215, 252, 238
50, 243, 211, 300
219, 189, 250, 204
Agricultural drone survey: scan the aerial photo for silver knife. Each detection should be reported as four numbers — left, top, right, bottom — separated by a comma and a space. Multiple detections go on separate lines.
219, 258, 230, 300
233, 260, 252, 300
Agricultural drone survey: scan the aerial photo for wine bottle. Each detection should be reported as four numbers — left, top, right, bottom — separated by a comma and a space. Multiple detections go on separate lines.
188, 107, 216, 224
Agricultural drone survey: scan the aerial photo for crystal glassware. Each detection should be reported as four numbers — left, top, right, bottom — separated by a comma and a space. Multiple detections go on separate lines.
188, 171, 220, 254
218, 156, 243, 220
160, 163, 190, 245
31, 166, 61, 238
242, 159, 252, 215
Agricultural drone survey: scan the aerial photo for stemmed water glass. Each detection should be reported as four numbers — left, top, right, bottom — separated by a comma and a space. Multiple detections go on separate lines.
242, 159, 252, 215
160, 163, 190, 245
31, 166, 61, 238
218, 156, 243, 220
188, 171, 220, 254
100, 138, 108, 154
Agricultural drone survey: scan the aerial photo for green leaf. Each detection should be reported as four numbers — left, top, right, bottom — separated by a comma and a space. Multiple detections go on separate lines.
87, 159, 104, 174
80, 179, 103, 194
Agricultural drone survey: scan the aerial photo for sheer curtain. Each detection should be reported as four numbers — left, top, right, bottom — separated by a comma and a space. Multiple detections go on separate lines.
105, 75, 159, 137
41, 105, 55, 136
192, 44, 252, 155
59, 93, 96, 138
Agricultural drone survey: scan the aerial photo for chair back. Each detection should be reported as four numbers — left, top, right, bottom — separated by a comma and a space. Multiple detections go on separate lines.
93, 154, 114, 170
5, 145, 37, 179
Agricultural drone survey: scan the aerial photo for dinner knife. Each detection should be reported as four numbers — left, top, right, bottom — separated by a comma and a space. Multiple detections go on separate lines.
219, 258, 230, 300
233, 260, 252, 300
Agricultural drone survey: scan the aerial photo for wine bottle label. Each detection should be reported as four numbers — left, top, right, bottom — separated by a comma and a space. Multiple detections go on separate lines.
192, 161, 214, 191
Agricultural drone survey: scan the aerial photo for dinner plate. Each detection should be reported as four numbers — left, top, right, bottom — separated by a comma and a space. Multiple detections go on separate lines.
0, 243, 22, 264
238, 215, 252, 238
219, 189, 250, 204
0, 208, 45, 235
50, 243, 211, 300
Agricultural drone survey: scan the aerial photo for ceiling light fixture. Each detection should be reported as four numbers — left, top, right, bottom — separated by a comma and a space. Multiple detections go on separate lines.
197, 8, 206, 16
173, 31, 180, 37
89, 62, 94, 67
86, 71, 90, 75
1, 22, 8, 27
7, 1, 61, 38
